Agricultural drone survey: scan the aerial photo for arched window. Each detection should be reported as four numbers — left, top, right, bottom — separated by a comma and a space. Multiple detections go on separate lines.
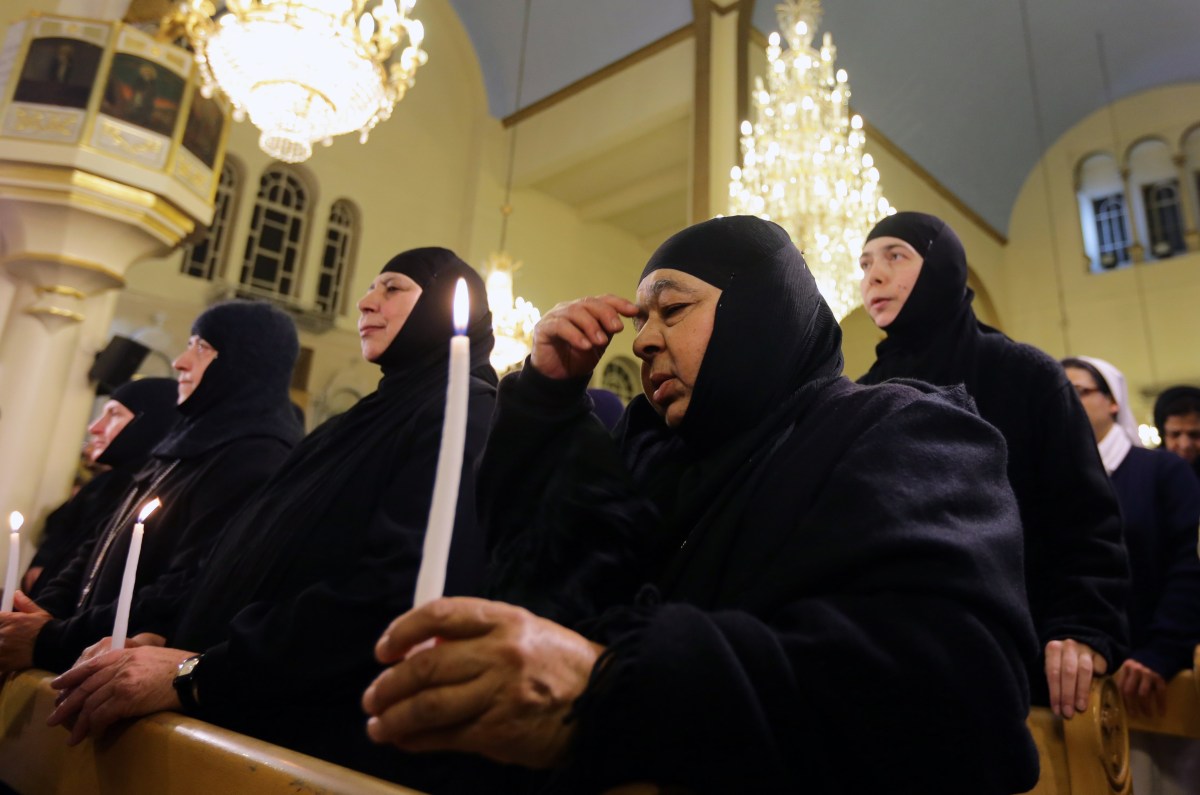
1128, 138, 1184, 261
1183, 125, 1200, 232
315, 199, 358, 316
181, 158, 240, 280
600, 357, 639, 404
1076, 152, 1130, 272
240, 166, 312, 297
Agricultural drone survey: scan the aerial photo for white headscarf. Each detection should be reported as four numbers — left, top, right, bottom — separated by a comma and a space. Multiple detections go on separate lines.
1079, 356, 1142, 446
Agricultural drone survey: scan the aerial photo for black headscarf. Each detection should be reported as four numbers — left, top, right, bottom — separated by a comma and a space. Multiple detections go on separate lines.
622, 216, 844, 595
637, 214, 844, 454
178, 248, 497, 642
154, 301, 304, 459
95, 378, 180, 469
859, 211, 989, 386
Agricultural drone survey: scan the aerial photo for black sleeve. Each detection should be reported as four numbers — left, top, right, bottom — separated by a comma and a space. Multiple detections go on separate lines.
188, 389, 494, 723
478, 364, 656, 627
559, 398, 1039, 795
1133, 454, 1200, 677
32, 440, 290, 672
30, 526, 100, 619
1029, 378, 1130, 666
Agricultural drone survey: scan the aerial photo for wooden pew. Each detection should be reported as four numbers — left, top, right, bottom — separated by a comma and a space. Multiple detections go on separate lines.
0, 670, 426, 795
1124, 647, 1200, 739
1025, 677, 1132, 795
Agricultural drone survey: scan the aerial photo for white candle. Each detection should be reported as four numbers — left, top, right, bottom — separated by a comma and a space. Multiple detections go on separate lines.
111, 497, 161, 651
413, 279, 471, 609
1, 512, 23, 612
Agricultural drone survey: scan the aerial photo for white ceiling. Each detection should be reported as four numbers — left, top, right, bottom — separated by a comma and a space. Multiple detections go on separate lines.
448, 0, 1200, 236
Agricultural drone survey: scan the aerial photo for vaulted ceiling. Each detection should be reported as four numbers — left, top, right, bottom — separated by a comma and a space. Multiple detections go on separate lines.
449, 0, 1200, 239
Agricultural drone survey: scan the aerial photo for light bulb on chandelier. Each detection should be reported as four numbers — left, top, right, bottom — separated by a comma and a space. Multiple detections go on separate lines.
728, 0, 893, 321
169, 0, 428, 163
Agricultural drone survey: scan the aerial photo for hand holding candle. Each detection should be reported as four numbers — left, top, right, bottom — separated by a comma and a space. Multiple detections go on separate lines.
412, 279, 471, 611
111, 497, 161, 651
2, 512, 23, 612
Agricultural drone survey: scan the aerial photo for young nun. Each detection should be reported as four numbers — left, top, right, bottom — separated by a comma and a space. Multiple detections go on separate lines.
858, 211, 1129, 719
0, 302, 302, 674
26, 377, 179, 598
50, 249, 499, 788
361, 216, 1039, 794
1064, 356, 1200, 793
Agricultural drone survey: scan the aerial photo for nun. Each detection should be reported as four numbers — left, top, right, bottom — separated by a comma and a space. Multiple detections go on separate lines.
360, 217, 1039, 794
49, 248, 498, 789
25, 377, 179, 598
858, 211, 1129, 719
0, 301, 302, 674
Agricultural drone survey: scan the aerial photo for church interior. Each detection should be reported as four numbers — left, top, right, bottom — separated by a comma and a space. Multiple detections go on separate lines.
1, 0, 1200, 792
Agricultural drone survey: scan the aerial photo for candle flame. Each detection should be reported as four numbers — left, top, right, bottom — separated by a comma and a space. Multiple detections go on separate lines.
137, 498, 162, 523
8, 512, 22, 532
452, 279, 469, 335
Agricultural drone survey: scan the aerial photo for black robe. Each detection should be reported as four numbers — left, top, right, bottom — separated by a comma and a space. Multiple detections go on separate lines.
32, 303, 303, 671
168, 249, 500, 787
858, 212, 1129, 702
480, 216, 1039, 794
27, 377, 179, 600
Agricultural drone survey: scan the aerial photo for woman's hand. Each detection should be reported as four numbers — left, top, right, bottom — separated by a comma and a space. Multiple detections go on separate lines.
531, 295, 640, 380
47, 646, 196, 745
363, 597, 603, 768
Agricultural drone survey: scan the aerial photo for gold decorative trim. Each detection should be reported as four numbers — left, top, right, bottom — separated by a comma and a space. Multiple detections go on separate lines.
0, 252, 125, 287
711, 1, 740, 15
35, 284, 87, 300
22, 305, 86, 323
502, 25, 695, 128
0, 161, 195, 236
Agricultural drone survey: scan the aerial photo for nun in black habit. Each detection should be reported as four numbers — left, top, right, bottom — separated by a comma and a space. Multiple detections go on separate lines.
0, 301, 301, 674
857, 211, 1129, 717
361, 217, 1040, 794
25, 377, 178, 599
50, 248, 499, 788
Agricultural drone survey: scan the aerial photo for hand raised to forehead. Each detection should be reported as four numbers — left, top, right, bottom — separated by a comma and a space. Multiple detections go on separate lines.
531, 295, 639, 380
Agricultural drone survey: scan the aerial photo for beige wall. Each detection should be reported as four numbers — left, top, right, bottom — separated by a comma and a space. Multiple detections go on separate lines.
1002, 82, 1200, 425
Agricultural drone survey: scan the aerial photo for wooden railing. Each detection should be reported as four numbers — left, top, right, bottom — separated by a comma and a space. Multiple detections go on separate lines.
0, 670, 426, 795
1026, 677, 1132, 795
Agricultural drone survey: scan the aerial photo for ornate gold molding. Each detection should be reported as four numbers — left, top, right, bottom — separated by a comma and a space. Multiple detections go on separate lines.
22, 305, 86, 324
0, 252, 125, 290
35, 284, 87, 301
0, 162, 195, 244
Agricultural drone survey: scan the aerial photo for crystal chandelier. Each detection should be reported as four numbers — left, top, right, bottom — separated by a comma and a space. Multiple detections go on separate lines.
169, 0, 428, 163
483, 250, 541, 374
728, 0, 892, 320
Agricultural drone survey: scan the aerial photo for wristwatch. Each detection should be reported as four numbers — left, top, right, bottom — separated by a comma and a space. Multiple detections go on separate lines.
173, 654, 203, 712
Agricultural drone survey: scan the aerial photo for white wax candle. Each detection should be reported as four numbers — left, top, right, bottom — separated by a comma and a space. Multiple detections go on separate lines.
111, 497, 161, 651
413, 279, 471, 609
1, 512, 22, 612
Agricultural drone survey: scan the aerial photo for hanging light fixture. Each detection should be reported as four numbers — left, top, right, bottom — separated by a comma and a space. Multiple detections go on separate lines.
481, 0, 541, 375
728, 0, 892, 320
168, 0, 428, 164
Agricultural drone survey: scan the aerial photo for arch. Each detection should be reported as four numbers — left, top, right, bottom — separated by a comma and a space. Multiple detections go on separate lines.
1122, 134, 1171, 171
181, 154, 242, 280
239, 163, 315, 298
315, 198, 360, 316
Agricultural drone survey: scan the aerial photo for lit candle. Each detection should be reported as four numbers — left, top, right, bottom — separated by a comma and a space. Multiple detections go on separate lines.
2, 512, 23, 612
413, 279, 471, 610
111, 497, 161, 651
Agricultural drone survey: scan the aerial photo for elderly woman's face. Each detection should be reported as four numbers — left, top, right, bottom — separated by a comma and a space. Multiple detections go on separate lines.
632, 268, 722, 428
357, 272, 423, 362
859, 236, 923, 328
